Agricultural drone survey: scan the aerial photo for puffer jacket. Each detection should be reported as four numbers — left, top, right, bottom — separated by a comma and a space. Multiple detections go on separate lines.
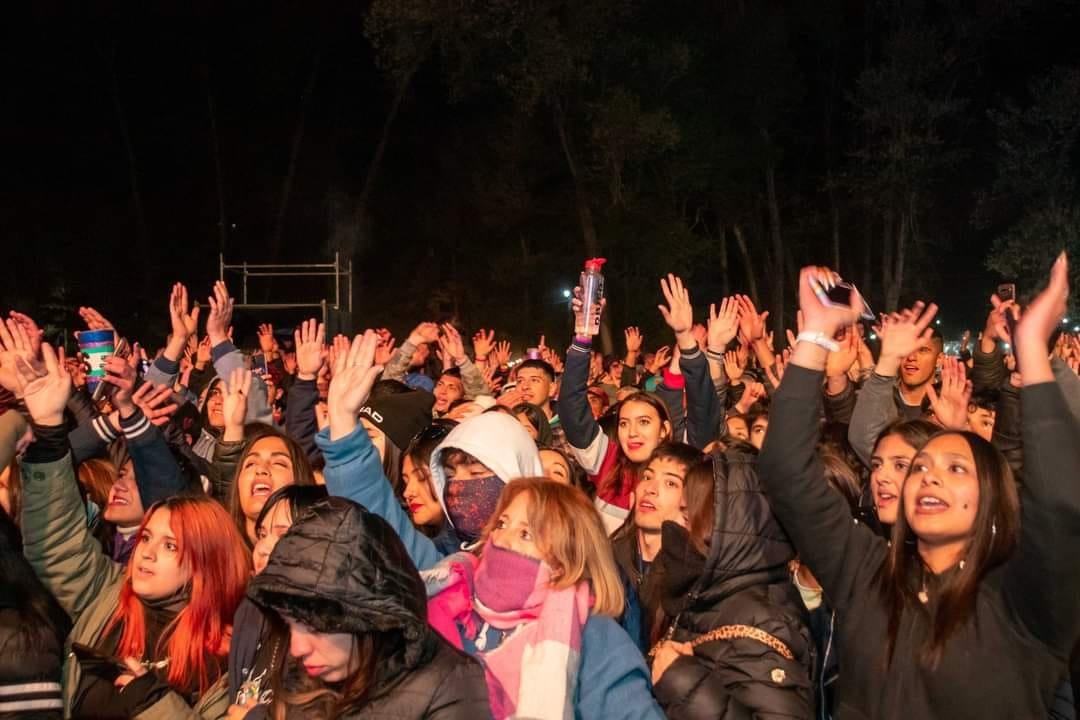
19, 453, 228, 719
247, 496, 491, 719
650, 445, 815, 719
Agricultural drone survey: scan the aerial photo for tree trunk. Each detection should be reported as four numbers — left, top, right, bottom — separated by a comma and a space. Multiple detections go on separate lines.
718, 224, 730, 297
731, 224, 760, 305
763, 159, 785, 340
889, 210, 909, 312
881, 206, 895, 311
109, 59, 147, 248
201, 62, 227, 252
270, 52, 321, 262
554, 101, 613, 354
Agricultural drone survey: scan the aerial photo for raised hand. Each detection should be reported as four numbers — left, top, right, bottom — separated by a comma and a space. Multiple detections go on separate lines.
102, 355, 137, 415
168, 283, 200, 343
14, 343, 71, 426
8, 311, 43, 358
494, 340, 512, 367
826, 327, 860, 379
375, 331, 397, 367
926, 356, 973, 430
723, 350, 746, 383
983, 294, 1020, 350
205, 281, 235, 346
735, 295, 768, 343
407, 322, 440, 347
196, 336, 212, 367
764, 350, 790, 390
707, 298, 740, 353
328, 330, 384, 440
647, 345, 672, 374
0, 315, 43, 395
877, 301, 939, 366
481, 362, 504, 393
78, 306, 115, 333
439, 323, 467, 365
222, 367, 252, 442
473, 328, 496, 361
625, 327, 644, 356
131, 382, 180, 427
1016, 252, 1068, 385
293, 319, 326, 381
257, 323, 277, 355
658, 274, 694, 338
328, 334, 351, 379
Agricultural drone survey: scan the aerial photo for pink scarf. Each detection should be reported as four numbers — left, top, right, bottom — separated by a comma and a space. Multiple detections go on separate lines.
424, 550, 591, 720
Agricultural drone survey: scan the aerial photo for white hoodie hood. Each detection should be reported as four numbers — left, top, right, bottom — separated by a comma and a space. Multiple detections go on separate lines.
429, 411, 544, 526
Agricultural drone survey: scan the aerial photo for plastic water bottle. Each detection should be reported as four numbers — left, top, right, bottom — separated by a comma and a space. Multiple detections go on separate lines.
575, 257, 606, 336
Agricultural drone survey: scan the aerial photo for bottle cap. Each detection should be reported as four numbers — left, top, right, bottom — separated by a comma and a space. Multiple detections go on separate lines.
584, 257, 607, 271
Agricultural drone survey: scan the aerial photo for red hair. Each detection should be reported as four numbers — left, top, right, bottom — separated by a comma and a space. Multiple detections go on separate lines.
105, 496, 251, 695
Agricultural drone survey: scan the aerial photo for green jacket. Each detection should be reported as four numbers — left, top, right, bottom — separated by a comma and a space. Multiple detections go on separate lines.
20, 453, 229, 719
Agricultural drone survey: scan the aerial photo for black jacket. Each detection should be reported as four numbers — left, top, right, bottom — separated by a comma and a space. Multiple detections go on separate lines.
247, 497, 490, 719
760, 365, 1080, 720
651, 445, 815, 719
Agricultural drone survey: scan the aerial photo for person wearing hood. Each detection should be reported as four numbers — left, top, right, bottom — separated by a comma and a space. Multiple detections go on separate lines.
314, 331, 543, 571
245, 496, 491, 719
648, 450, 815, 719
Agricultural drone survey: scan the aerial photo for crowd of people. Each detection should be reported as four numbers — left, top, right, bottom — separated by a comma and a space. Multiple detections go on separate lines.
0, 255, 1078, 719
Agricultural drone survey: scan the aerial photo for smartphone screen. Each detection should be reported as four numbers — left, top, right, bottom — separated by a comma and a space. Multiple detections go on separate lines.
252, 354, 269, 377
997, 283, 1016, 302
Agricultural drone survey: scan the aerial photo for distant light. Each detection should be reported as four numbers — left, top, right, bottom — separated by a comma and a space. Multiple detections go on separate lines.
561, 289, 571, 299
1073, 326, 1079, 333
934, 319, 942, 326
1064, 318, 1070, 324
1003, 343, 1011, 351
869, 333, 877, 341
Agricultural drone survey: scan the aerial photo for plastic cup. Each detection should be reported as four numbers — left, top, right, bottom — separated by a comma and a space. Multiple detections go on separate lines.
78, 329, 115, 390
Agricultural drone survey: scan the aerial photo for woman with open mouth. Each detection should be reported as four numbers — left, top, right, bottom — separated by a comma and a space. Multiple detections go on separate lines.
214, 368, 317, 547
758, 260, 1080, 719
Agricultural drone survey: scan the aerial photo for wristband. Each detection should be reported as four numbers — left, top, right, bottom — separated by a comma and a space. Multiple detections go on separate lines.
796, 331, 840, 353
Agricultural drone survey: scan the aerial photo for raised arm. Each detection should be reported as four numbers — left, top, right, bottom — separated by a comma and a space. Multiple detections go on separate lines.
285, 319, 326, 464
319, 330, 442, 570
16, 343, 123, 623
1003, 253, 1080, 656
758, 268, 899, 609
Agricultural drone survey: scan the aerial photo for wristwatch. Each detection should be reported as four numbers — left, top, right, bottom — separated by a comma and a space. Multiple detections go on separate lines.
796, 331, 840, 352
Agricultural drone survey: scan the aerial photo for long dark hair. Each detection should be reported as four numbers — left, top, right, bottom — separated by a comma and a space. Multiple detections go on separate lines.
879, 431, 1020, 669
229, 424, 315, 547
401, 421, 455, 537
598, 392, 672, 501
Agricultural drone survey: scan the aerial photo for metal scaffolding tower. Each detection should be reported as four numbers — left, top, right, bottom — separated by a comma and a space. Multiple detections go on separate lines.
218, 252, 353, 331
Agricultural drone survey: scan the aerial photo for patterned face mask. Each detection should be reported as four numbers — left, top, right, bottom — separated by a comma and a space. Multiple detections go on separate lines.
443, 474, 504, 542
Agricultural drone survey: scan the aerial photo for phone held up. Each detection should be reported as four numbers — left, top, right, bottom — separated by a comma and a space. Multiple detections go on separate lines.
997, 283, 1016, 303
814, 278, 876, 321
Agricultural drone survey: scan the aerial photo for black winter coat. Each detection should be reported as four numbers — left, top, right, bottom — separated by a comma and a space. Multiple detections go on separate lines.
651, 445, 815, 719
760, 365, 1080, 720
247, 496, 491, 719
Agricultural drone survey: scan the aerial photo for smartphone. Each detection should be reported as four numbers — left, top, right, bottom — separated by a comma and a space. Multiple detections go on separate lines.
71, 642, 129, 679
819, 281, 876, 321
526, 348, 541, 360
997, 283, 1016, 303
252, 353, 269, 377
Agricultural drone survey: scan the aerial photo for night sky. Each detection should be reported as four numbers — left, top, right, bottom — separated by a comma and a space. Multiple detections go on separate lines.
4, 1, 1080, 349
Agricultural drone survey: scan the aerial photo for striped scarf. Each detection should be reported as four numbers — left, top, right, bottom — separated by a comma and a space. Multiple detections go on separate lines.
424, 551, 591, 720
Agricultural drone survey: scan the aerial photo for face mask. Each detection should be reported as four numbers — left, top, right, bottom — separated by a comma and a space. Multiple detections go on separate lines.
444, 475, 504, 541
792, 568, 823, 611
474, 538, 542, 612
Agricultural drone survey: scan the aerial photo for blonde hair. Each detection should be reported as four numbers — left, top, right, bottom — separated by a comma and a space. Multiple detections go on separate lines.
479, 477, 625, 617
